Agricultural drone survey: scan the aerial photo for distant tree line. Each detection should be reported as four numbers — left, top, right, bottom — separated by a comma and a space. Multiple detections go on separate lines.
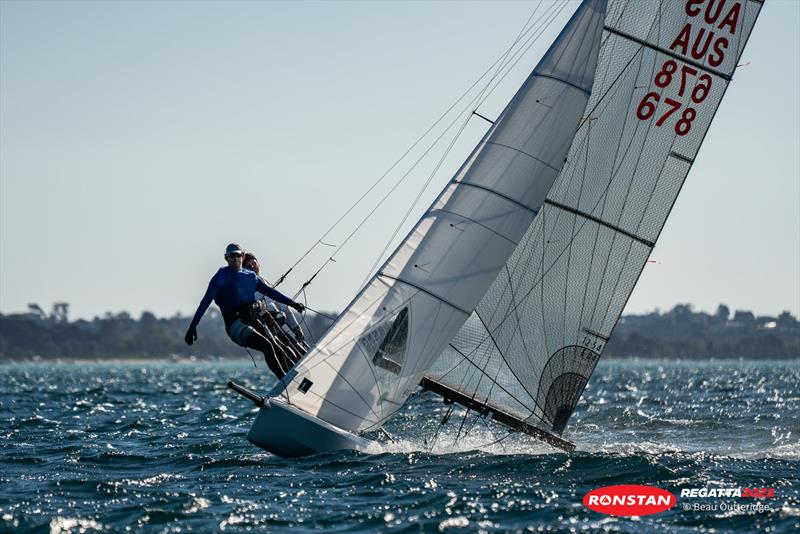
0, 303, 336, 360
603, 304, 800, 359
0, 303, 797, 360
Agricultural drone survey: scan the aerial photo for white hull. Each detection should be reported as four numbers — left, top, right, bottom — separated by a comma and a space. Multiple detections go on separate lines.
247, 397, 375, 458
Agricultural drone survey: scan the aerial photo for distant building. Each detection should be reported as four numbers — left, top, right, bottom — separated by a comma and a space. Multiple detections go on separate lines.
731, 310, 755, 326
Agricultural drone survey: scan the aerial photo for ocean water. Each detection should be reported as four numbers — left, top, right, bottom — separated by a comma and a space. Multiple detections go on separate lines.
0, 360, 798, 533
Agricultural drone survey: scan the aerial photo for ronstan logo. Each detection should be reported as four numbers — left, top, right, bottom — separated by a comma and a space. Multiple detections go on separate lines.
583, 485, 677, 516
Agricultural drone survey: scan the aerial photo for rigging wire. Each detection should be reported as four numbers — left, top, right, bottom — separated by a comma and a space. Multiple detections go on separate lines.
412, 390, 514, 453
356, 0, 565, 290
302, 305, 337, 322
452, 407, 472, 445
356, 105, 475, 290
476, 428, 514, 451
474, 0, 572, 112
276, 0, 568, 296
284, 0, 570, 362
243, 346, 258, 368
425, 403, 453, 453
271, 8, 545, 289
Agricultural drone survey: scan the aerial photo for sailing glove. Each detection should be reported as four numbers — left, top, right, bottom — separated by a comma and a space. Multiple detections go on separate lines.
184, 325, 197, 346
290, 302, 305, 314
292, 326, 305, 342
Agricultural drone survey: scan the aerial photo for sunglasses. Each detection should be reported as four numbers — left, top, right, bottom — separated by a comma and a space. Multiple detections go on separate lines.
227, 253, 243, 259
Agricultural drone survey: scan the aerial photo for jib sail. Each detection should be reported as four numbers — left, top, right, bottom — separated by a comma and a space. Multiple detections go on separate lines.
426, 0, 762, 441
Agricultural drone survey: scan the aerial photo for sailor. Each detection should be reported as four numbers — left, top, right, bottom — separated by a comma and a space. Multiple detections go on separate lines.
242, 252, 306, 343
184, 243, 305, 379
241, 252, 308, 366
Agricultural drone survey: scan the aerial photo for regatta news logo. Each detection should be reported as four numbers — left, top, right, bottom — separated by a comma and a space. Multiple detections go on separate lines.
583, 485, 677, 516
680, 487, 776, 499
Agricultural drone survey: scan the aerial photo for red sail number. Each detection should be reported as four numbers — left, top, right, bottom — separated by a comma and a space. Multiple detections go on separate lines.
635, 59, 712, 136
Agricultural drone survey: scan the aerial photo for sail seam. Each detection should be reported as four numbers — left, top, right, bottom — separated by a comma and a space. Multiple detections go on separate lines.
484, 141, 561, 172
603, 25, 732, 81
544, 199, 655, 248
376, 273, 472, 316
453, 180, 541, 216
530, 72, 592, 97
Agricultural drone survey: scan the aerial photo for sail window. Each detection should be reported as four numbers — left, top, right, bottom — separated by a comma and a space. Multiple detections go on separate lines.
298, 378, 313, 394
371, 307, 410, 375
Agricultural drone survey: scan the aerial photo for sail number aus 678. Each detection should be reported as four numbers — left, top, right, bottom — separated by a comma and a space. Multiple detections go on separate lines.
636, 61, 711, 136
634, 0, 745, 135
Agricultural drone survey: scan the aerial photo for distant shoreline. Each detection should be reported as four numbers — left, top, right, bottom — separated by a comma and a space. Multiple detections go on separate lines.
0, 355, 255, 364
1, 355, 797, 365
2, 304, 798, 360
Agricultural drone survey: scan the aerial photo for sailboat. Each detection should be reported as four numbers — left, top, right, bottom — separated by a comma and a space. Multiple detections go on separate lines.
230, 0, 762, 457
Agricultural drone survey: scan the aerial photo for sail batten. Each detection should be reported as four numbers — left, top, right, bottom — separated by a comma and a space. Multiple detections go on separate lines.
531, 73, 593, 96
452, 181, 541, 216
544, 199, 655, 248
376, 273, 473, 316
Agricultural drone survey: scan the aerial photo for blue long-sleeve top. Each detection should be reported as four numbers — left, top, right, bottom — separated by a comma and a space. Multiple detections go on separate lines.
190, 267, 294, 328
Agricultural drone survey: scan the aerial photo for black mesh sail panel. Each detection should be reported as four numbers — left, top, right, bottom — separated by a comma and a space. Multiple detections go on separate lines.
427, 0, 762, 439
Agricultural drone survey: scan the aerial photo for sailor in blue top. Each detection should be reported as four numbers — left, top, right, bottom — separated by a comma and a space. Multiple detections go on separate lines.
185, 243, 305, 379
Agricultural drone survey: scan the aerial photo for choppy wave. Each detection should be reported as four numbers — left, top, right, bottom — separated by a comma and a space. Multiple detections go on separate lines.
1, 360, 798, 533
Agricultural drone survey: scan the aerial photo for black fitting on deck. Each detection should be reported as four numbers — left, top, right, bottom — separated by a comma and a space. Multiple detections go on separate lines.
227, 381, 265, 407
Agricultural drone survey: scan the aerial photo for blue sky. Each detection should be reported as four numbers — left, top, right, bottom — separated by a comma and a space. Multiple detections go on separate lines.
1, 0, 798, 321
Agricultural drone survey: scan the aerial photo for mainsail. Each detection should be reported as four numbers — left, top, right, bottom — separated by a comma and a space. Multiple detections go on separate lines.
272, 0, 608, 434
427, 0, 763, 440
